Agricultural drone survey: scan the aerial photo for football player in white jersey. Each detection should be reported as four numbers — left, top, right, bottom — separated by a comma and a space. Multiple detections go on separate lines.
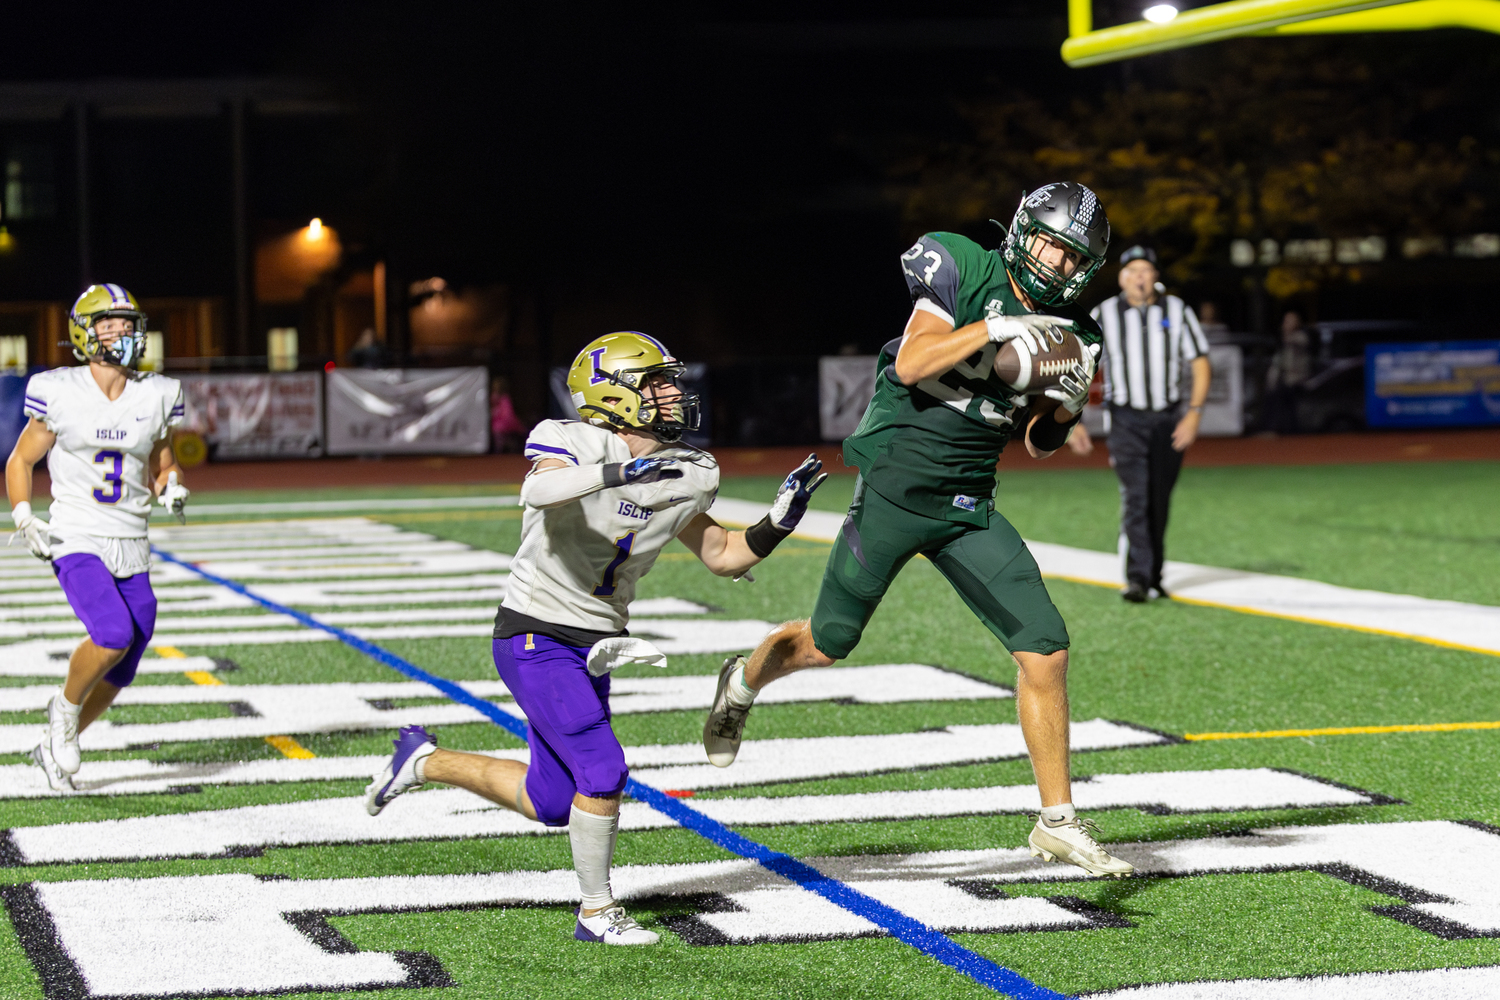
5, 284, 189, 791
366, 331, 826, 946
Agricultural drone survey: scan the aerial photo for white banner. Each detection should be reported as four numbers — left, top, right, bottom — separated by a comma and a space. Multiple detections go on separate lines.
325, 367, 488, 455
819, 356, 877, 442
1201, 343, 1244, 437
176, 373, 323, 459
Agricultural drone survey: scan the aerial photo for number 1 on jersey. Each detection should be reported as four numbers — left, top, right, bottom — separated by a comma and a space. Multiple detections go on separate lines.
92, 450, 124, 504
593, 530, 636, 597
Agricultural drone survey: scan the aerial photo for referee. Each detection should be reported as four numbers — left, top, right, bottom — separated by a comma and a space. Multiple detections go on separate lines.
1090, 245, 1211, 603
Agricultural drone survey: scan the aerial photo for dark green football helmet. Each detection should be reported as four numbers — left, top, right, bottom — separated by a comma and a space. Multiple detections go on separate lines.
999, 182, 1110, 307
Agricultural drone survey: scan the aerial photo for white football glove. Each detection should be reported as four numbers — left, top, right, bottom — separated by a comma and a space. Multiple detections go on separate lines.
158, 471, 190, 523
984, 314, 1076, 355
8, 501, 52, 562
1043, 341, 1102, 415
769, 454, 829, 532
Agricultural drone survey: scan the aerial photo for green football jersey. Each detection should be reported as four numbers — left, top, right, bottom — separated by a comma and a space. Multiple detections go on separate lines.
842, 231, 1102, 526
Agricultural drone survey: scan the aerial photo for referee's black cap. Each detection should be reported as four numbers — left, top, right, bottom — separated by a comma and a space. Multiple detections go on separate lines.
1119, 245, 1158, 266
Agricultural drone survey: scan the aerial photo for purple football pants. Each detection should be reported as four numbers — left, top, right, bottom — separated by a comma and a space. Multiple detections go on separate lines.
492, 634, 629, 827
53, 553, 157, 689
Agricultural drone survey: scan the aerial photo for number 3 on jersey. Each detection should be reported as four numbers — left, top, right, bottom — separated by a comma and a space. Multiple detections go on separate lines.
92, 449, 124, 504
593, 531, 636, 597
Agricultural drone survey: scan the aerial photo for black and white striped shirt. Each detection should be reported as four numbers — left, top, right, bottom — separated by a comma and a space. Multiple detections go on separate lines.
1090, 294, 1210, 411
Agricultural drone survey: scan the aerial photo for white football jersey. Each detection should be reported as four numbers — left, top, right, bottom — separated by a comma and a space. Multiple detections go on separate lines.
503, 420, 720, 633
23, 366, 184, 539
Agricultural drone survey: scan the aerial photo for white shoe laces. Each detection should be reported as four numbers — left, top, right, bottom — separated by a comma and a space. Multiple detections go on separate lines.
603, 906, 642, 933
1039, 814, 1107, 854
53, 700, 79, 744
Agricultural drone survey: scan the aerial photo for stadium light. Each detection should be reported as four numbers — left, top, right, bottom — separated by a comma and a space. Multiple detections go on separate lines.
1144, 4, 1180, 22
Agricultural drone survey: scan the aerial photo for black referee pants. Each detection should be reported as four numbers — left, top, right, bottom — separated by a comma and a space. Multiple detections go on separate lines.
1108, 404, 1184, 591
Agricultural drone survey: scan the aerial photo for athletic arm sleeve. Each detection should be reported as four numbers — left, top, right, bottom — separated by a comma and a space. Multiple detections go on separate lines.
1028, 410, 1081, 452
520, 462, 608, 509
900, 234, 960, 321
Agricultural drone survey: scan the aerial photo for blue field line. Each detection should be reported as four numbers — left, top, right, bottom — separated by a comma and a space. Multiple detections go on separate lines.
152, 546, 1067, 1000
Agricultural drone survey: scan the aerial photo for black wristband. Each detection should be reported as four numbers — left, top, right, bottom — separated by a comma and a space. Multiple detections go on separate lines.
744, 515, 791, 558
1028, 412, 1080, 452
601, 463, 625, 488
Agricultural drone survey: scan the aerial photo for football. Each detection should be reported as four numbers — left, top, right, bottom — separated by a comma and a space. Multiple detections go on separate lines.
993, 328, 1086, 393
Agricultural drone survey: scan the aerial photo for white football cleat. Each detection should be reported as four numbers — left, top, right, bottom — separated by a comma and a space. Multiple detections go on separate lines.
1028, 815, 1135, 878
574, 905, 660, 945
47, 693, 81, 776
703, 656, 752, 768
29, 742, 74, 793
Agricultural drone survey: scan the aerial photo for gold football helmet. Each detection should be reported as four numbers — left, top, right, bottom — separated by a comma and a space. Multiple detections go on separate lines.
566, 332, 700, 442
68, 284, 148, 367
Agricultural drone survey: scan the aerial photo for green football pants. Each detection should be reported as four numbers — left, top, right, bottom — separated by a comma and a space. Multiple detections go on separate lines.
809, 479, 1070, 660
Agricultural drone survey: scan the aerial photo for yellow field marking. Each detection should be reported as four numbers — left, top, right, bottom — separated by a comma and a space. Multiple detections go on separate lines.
172, 648, 316, 759
1185, 720, 1500, 741
1032, 572, 1500, 659
264, 735, 317, 759
1167, 594, 1500, 658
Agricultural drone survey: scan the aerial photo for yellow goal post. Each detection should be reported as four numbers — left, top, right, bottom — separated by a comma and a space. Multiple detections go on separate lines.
1062, 0, 1500, 67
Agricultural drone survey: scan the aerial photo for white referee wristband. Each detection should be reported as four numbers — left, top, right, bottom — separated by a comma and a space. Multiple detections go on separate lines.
10, 501, 32, 526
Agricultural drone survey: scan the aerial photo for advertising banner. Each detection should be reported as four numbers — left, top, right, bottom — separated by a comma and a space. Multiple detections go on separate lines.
326, 367, 488, 455
177, 373, 323, 459
0, 372, 33, 463
1200, 344, 1244, 437
1366, 341, 1500, 428
819, 356, 877, 442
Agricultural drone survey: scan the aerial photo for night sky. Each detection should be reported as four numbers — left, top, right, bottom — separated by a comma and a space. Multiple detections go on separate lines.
2, 2, 1497, 389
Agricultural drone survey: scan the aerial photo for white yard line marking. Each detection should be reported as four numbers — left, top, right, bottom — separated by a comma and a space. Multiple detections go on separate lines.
0, 719, 1176, 799
0, 641, 222, 677
0, 666, 1010, 754
1087, 966, 1500, 999
16, 820, 1497, 996
2, 599, 711, 642
709, 497, 1500, 656
0, 769, 1376, 862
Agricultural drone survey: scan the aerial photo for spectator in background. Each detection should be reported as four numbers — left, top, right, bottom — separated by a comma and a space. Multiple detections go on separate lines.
1091, 245, 1212, 603
490, 375, 528, 453
1197, 301, 1231, 343
1264, 311, 1311, 434
349, 328, 389, 369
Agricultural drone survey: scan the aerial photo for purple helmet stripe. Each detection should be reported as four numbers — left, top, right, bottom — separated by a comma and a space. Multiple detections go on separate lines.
632, 331, 670, 356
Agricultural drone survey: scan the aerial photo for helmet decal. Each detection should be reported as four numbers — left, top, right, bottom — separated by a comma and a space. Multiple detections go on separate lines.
67, 283, 148, 369
998, 181, 1110, 307
566, 332, 701, 442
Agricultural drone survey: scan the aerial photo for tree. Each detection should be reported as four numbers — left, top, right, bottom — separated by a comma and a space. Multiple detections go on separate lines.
894, 37, 1500, 296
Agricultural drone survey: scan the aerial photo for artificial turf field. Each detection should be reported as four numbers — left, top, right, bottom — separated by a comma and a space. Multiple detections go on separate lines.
1, 457, 1497, 999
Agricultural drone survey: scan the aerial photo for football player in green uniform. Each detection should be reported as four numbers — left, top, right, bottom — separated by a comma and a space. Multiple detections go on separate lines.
704, 182, 1134, 877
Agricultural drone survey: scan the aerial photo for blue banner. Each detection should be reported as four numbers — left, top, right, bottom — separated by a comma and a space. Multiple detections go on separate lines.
1366, 340, 1500, 428
0, 370, 34, 461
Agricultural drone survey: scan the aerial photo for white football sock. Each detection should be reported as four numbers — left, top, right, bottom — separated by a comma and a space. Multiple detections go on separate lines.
570, 804, 620, 912
1040, 803, 1077, 826
724, 663, 757, 709
56, 688, 81, 714
413, 754, 428, 784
